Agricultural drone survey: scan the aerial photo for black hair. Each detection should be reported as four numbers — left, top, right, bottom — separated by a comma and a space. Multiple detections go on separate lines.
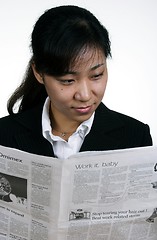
7, 5, 111, 114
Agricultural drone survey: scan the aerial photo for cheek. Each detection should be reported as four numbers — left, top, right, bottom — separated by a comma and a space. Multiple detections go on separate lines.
47, 87, 72, 106
45, 83, 62, 98
94, 80, 107, 97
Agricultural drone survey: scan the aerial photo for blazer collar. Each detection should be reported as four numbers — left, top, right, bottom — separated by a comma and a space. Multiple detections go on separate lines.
12, 102, 124, 155
13, 102, 123, 134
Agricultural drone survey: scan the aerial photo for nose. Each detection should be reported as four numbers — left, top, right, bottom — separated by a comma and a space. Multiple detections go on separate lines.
74, 79, 91, 102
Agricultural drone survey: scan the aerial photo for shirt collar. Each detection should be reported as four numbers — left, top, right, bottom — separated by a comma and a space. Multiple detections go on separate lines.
75, 114, 94, 139
42, 97, 94, 141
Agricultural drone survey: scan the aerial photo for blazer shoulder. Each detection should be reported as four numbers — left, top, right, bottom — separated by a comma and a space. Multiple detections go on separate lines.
0, 114, 15, 129
0, 103, 43, 132
0, 114, 24, 132
95, 103, 153, 147
0, 108, 48, 154
98, 103, 149, 128
0, 114, 24, 146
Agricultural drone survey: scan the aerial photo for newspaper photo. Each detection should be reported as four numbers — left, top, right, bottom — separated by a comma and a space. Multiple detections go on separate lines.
0, 144, 157, 240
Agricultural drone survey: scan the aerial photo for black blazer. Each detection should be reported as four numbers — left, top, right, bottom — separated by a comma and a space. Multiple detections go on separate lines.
0, 102, 152, 157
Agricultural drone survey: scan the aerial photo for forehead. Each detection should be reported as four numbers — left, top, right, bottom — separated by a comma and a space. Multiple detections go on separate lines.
70, 48, 106, 71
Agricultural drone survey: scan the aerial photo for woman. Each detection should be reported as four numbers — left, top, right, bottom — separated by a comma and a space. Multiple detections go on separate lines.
0, 5, 152, 158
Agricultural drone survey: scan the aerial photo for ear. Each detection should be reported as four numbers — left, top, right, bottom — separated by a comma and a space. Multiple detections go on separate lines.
31, 63, 44, 84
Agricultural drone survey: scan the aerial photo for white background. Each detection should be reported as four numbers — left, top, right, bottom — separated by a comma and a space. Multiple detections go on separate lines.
0, 0, 156, 145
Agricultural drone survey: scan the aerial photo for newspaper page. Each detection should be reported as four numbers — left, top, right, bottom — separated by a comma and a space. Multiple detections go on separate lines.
58, 146, 157, 240
0, 145, 157, 240
0, 145, 62, 240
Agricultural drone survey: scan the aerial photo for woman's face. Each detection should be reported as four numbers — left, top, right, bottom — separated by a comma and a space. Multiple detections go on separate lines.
34, 48, 108, 128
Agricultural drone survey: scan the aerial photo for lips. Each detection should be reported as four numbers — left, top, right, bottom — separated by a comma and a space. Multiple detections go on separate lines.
74, 105, 93, 114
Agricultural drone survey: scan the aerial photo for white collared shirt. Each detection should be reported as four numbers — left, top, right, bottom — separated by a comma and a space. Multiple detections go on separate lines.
42, 97, 94, 159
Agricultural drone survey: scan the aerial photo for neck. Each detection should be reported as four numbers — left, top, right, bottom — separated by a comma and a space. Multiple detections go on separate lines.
52, 128, 75, 139
49, 106, 80, 137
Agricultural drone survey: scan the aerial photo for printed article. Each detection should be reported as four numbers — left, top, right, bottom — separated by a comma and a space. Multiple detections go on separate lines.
0, 145, 157, 240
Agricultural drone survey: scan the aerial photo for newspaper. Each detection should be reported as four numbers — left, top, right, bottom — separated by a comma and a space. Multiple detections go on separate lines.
0, 144, 157, 240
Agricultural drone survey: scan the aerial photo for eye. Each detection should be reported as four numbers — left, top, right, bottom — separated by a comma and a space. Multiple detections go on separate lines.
91, 72, 104, 80
57, 79, 75, 85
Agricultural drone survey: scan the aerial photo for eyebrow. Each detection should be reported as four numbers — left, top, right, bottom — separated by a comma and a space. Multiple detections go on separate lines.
91, 63, 105, 70
63, 63, 105, 75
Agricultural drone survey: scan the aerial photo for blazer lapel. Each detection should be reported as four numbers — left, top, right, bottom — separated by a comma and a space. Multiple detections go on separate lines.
80, 103, 124, 152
